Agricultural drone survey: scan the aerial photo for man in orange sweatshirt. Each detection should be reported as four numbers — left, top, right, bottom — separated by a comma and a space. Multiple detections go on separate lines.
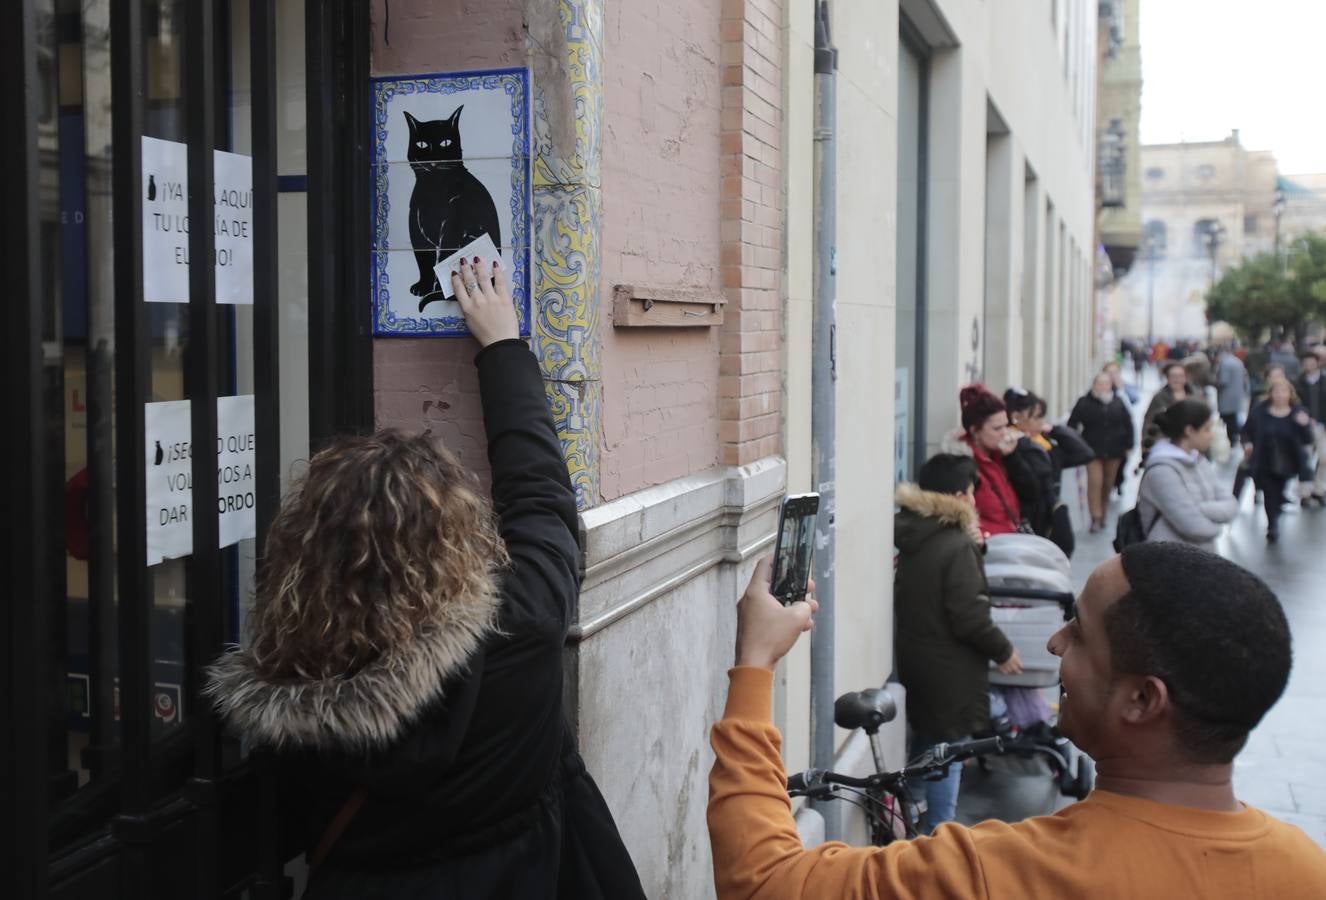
708, 542, 1326, 898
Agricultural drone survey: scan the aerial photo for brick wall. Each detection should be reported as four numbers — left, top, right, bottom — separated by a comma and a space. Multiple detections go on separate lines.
599, 0, 724, 500
719, 0, 784, 466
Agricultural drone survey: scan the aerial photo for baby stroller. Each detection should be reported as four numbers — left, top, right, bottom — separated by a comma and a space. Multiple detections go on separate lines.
980, 534, 1094, 800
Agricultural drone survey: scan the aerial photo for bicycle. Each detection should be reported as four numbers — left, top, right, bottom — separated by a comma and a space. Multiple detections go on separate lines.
786, 688, 1004, 845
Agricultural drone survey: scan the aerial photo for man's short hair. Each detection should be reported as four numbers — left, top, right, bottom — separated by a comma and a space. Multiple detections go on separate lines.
918, 454, 979, 496
1161, 361, 1186, 377
1109, 543, 1291, 764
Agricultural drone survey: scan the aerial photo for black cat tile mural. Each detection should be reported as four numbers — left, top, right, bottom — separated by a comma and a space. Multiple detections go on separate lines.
371, 68, 531, 337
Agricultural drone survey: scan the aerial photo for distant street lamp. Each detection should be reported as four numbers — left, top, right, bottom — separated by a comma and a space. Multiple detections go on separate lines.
1145, 235, 1157, 349
1202, 223, 1227, 346
1273, 186, 1287, 270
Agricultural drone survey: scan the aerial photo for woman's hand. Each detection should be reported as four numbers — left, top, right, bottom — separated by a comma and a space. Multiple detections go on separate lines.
965, 520, 987, 548
451, 258, 519, 348
1295, 410, 1311, 428
997, 649, 1024, 676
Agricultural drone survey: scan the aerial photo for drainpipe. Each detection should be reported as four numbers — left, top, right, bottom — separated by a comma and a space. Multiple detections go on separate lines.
810, 0, 839, 839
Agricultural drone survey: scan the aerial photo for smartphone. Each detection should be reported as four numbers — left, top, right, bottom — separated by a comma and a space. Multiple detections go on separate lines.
770, 493, 820, 605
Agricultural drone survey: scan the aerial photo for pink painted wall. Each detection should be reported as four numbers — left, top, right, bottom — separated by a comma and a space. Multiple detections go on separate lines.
599, 0, 725, 500
370, 0, 525, 476
369, 0, 729, 503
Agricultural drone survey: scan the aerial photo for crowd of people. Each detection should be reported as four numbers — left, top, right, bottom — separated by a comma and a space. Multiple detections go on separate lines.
197, 261, 1325, 900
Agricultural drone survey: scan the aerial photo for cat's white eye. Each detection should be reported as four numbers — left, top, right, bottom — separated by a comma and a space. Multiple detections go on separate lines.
441, 140, 453, 147
415, 140, 428, 150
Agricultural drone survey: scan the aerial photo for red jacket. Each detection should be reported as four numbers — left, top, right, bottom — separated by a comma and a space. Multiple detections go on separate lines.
962, 434, 1022, 536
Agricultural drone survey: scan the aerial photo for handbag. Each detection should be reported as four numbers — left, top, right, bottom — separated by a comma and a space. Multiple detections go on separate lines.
1267, 438, 1297, 479
1049, 503, 1076, 557
992, 485, 1036, 535
1113, 469, 1161, 552
1209, 414, 1231, 465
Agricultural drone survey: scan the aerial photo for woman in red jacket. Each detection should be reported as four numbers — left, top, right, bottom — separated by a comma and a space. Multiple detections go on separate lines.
941, 384, 1023, 537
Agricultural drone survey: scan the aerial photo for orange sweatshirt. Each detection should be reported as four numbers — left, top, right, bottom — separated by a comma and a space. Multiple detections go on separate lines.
708, 668, 1326, 900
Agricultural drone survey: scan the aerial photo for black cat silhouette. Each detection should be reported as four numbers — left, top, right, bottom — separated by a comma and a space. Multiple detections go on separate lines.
147, 174, 157, 201
403, 107, 503, 311
154, 440, 164, 466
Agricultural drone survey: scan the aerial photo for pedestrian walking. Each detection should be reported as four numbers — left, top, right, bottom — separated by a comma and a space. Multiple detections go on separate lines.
1215, 347, 1248, 445
1004, 389, 1094, 555
892, 454, 1022, 833
1068, 373, 1134, 533
205, 260, 645, 899
1103, 360, 1138, 408
1242, 377, 1313, 543
1135, 400, 1239, 552
1294, 352, 1326, 507
941, 384, 1025, 537
1233, 362, 1290, 501
1141, 362, 1193, 462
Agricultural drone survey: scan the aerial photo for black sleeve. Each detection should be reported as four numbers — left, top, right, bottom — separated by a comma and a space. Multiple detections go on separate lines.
1004, 444, 1042, 507
1049, 424, 1095, 469
476, 340, 580, 637
1242, 406, 1260, 445
1067, 397, 1086, 431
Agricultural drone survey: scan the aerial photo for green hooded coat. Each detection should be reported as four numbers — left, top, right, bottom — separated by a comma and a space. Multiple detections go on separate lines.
893, 484, 1014, 741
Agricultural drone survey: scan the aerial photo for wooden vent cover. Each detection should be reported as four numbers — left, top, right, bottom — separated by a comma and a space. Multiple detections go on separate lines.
612, 284, 726, 328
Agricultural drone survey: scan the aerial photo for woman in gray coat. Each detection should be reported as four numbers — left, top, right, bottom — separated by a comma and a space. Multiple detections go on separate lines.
1136, 399, 1240, 551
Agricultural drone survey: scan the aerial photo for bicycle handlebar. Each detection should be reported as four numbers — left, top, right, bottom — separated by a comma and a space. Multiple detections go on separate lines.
787, 737, 1004, 794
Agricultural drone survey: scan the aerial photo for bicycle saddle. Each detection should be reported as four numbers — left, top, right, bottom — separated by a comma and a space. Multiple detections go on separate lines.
834, 689, 896, 733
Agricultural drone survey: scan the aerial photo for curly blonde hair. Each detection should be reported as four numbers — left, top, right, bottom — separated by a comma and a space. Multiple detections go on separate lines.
248, 430, 509, 681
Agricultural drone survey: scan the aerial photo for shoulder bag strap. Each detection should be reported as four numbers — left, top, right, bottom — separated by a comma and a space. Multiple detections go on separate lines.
308, 788, 368, 872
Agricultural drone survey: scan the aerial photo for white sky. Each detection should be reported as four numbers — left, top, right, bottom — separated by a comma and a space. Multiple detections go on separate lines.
1140, 0, 1326, 174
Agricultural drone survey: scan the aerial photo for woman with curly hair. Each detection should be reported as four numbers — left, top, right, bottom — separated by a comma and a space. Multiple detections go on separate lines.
206, 259, 644, 898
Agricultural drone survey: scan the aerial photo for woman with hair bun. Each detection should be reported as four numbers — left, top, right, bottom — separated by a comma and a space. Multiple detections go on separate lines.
941, 384, 1024, 537
205, 259, 644, 898
1135, 399, 1239, 551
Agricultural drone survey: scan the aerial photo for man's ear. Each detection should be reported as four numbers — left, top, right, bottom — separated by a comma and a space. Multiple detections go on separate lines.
1121, 674, 1170, 726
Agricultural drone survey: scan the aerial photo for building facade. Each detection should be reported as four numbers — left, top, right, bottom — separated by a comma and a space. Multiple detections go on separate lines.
1102, 132, 1326, 343
4, 1, 1098, 897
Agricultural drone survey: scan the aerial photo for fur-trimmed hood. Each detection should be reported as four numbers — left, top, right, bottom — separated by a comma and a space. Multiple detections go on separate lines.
940, 429, 974, 458
894, 483, 978, 554
203, 588, 500, 751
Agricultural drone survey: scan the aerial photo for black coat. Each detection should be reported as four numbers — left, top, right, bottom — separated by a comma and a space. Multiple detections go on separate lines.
207, 342, 644, 899
1005, 426, 1095, 537
893, 485, 1014, 741
1068, 393, 1135, 460
1296, 374, 1326, 424
1243, 401, 1313, 486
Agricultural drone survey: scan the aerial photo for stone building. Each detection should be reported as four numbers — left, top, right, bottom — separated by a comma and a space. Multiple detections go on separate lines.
1103, 131, 1326, 343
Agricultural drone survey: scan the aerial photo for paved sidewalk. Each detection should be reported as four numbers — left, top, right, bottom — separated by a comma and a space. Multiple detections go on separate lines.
958, 370, 1326, 848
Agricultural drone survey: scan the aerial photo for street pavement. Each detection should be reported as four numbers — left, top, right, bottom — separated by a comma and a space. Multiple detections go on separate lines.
956, 369, 1326, 849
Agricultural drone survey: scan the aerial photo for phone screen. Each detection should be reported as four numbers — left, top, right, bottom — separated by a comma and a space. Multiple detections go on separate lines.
771, 495, 818, 604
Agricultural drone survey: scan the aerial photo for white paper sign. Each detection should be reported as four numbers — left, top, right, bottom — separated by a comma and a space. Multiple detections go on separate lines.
213, 152, 254, 304
433, 233, 502, 301
145, 395, 258, 567
142, 136, 254, 305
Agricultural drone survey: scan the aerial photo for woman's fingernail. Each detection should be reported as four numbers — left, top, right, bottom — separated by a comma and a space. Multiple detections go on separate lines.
450, 270, 458, 278
473, 256, 480, 266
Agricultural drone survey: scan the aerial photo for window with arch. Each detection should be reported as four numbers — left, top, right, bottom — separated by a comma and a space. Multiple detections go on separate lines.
1144, 219, 1167, 257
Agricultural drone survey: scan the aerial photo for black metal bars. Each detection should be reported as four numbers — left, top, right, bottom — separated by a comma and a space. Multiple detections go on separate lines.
184, 1, 223, 897
110, 0, 151, 817
250, 2, 283, 893
307, 0, 374, 450
2, 2, 50, 895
